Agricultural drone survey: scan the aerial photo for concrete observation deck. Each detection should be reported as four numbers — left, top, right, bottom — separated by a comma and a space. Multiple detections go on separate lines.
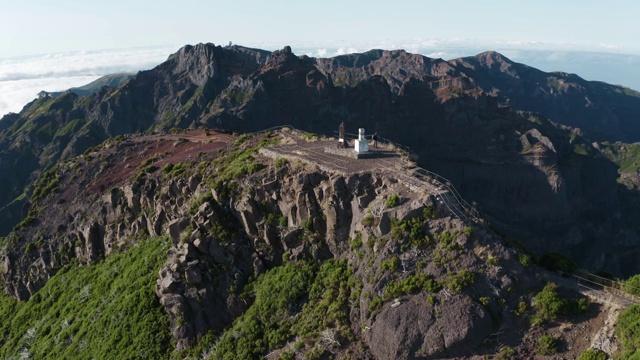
259, 136, 448, 197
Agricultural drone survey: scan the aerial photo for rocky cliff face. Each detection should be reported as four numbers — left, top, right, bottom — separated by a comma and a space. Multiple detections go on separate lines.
1, 43, 640, 278
3, 130, 605, 359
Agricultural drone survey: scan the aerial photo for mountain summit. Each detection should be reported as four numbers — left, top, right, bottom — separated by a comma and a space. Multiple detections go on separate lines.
1, 43, 640, 276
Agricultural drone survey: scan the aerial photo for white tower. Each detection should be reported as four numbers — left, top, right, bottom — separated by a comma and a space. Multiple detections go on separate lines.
354, 128, 369, 153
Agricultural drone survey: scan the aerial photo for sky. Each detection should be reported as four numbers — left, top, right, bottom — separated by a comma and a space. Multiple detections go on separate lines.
1, 0, 639, 116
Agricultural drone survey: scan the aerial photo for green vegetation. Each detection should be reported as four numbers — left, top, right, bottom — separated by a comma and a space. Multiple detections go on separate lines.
536, 334, 558, 355
577, 348, 608, 360
265, 212, 287, 228
349, 234, 363, 250
226, 90, 252, 103
514, 300, 528, 316
385, 194, 401, 208
624, 274, 640, 296
361, 214, 374, 227
302, 219, 314, 233
598, 142, 640, 173
208, 142, 265, 185
53, 118, 85, 141
486, 255, 499, 266
31, 167, 62, 203
274, 157, 288, 168
518, 253, 533, 267
381, 256, 399, 271
301, 132, 318, 140
462, 226, 473, 237
389, 214, 432, 249
531, 283, 588, 326
444, 270, 475, 293
189, 193, 215, 215
532, 283, 566, 324
193, 260, 356, 359
616, 304, 640, 359
369, 296, 382, 314
573, 144, 590, 156
385, 272, 442, 300
495, 346, 516, 359
0, 237, 172, 359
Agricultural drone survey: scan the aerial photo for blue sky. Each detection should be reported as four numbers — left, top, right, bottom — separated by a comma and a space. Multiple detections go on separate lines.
1, 0, 639, 56
1, 1, 639, 116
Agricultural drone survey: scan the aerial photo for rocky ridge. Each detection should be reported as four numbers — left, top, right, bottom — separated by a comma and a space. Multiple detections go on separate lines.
1, 43, 640, 277
0, 129, 619, 359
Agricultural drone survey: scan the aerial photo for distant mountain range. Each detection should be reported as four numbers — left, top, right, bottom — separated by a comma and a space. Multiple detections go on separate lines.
1, 43, 640, 275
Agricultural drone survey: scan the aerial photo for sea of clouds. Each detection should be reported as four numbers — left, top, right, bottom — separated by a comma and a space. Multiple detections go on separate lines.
0, 46, 176, 117
1, 40, 639, 118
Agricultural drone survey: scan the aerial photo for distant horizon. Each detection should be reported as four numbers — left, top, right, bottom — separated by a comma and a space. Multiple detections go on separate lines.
1, 41, 640, 118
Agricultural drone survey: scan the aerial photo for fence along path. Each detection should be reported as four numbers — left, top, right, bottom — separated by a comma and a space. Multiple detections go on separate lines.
252, 126, 640, 306
336, 130, 484, 225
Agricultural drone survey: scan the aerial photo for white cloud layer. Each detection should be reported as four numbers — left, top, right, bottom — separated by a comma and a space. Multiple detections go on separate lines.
2, 40, 640, 119
0, 46, 175, 117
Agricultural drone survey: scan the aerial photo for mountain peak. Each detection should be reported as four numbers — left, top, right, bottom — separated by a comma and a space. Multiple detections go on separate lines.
473, 51, 515, 67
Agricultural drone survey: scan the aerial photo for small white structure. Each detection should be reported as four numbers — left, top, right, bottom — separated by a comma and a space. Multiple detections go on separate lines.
354, 128, 369, 153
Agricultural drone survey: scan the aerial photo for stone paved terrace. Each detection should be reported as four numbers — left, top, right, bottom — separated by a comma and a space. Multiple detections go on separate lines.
259, 135, 448, 198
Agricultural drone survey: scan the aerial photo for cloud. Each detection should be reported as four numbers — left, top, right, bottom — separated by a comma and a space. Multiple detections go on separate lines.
0, 76, 101, 117
0, 46, 175, 117
335, 47, 359, 56
317, 49, 328, 57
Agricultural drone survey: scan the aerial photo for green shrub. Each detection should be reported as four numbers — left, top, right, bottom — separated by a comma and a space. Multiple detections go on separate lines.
274, 157, 288, 168
486, 256, 499, 266
385, 272, 441, 299
25, 242, 37, 253
349, 234, 362, 250
279, 350, 295, 360
422, 206, 437, 220
445, 270, 476, 293
189, 193, 214, 215
532, 283, 567, 324
381, 256, 399, 271
495, 346, 516, 360
463, 226, 473, 237
514, 301, 528, 316
535, 334, 558, 355
478, 297, 490, 307
361, 214, 374, 227
369, 296, 382, 314
161, 163, 174, 173
518, 253, 532, 267
624, 274, 640, 296
302, 219, 314, 233
385, 194, 401, 208
577, 348, 608, 360
616, 304, 640, 358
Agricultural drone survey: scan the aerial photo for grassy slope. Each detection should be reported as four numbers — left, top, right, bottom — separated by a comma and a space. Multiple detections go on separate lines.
0, 237, 172, 359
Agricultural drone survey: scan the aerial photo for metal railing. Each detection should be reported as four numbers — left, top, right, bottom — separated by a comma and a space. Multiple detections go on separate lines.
245, 126, 483, 224
572, 269, 640, 305
247, 126, 640, 306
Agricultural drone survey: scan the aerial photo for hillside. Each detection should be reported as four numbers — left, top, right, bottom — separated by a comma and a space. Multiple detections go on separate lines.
1, 129, 633, 359
2, 44, 640, 278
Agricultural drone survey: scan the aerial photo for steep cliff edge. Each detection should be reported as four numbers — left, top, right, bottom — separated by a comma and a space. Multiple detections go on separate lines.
0, 129, 618, 359
2, 45, 640, 281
